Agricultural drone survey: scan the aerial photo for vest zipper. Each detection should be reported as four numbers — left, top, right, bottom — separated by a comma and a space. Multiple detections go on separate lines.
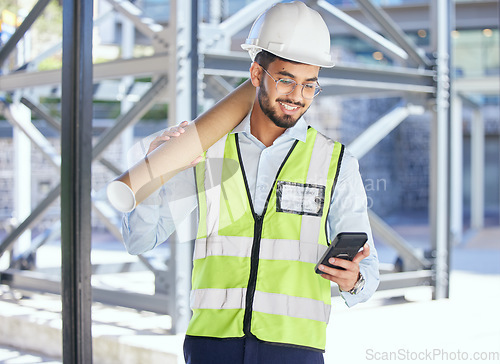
243, 213, 263, 336
234, 133, 300, 337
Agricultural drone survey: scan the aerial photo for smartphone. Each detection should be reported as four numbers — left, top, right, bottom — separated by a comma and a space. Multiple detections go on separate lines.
315, 232, 368, 274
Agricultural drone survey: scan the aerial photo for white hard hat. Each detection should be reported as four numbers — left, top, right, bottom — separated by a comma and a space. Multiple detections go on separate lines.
241, 1, 334, 68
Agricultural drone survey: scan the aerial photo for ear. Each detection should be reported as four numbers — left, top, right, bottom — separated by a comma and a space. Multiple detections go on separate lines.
249, 62, 262, 87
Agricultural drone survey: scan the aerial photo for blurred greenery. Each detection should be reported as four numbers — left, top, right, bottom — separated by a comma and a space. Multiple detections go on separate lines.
0, 0, 62, 71
1, 2, 168, 122
39, 97, 169, 121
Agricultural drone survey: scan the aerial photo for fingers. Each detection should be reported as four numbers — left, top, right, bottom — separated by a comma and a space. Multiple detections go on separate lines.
318, 243, 370, 276
155, 135, 172, 143
318, 256, 359, 289
352, 243, 370, 264
147, 121, 190, 155
318, 258, 349, 277
318, 259, 353, 288
191, 155, 204, 166
161, 120, 189, 137
319, 243, 370, 290
318, 257, 350, 274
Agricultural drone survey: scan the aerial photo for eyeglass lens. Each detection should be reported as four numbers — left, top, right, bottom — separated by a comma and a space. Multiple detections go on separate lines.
276, 79, 320, 99
260, 66, 322, 100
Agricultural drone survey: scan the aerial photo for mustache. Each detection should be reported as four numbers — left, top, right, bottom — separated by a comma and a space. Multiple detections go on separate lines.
276, 98, 305, 108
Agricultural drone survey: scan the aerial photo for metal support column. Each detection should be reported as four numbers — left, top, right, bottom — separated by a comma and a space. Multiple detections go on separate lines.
120, 15, 135, 171
471, 107, 485, 229
210, 0, 223, 24
164, 0, 198, 334
168, 219, 194, 334
168, 0, 197, 124
450, 93, 463, 244
430, 0, 452, 299
11, 102, 32, 265
60, 0, 94, 362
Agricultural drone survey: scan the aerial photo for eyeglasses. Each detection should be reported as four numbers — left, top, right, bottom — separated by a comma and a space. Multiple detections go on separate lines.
260, 66, 322, 100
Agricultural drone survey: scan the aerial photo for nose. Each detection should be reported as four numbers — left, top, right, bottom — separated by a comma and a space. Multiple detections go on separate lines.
288, 84, 304, 102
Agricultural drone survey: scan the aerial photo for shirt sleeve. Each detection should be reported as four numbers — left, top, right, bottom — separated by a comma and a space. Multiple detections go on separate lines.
121, 167, 198, 255
327, 148, 380, 307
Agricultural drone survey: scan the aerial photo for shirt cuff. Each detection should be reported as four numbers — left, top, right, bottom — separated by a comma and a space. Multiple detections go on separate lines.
339, 265, 379, 307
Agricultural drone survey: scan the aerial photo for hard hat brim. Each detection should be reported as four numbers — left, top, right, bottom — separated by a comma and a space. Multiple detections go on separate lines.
241, 44, 335, 68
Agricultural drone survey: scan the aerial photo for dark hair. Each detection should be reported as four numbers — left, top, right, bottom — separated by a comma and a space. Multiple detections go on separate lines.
254, 50, 301, 69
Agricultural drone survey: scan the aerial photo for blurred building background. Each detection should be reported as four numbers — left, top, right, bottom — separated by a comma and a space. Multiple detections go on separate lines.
0, 0, 498, 363
1, 0, 498, 228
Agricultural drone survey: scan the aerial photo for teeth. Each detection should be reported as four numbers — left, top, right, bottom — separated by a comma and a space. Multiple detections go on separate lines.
280, 102, 298, 111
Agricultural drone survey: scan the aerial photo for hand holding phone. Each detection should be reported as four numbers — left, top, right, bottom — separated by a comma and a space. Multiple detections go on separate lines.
315, 232, 368, 274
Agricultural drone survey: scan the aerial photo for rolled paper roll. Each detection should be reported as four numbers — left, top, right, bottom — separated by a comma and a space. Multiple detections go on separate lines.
107, 79, 256, 212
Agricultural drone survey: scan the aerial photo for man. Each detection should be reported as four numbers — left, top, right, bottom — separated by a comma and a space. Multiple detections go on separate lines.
123, 2, 379, 363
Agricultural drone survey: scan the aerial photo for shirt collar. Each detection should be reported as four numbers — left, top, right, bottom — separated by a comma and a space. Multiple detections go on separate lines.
231, 111, 308, 144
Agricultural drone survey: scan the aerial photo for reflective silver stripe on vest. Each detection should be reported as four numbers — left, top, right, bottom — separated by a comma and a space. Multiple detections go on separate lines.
194, 236, 253, 259
191, 288, 246, 310
259, 238, 327, 264
190, 288, 330, 323
300, 134, 335, 244
253, 290, 331, 323
204, 135, 227, 236
194, 236, 328, 264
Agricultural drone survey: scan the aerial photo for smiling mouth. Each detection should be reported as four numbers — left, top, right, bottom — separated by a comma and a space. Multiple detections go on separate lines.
279, 102, 299, 111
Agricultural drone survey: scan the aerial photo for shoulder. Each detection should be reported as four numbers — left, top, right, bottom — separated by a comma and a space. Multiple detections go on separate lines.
338, 147, 361, 181
341, 147, 359, 165
309, 127, 360, 174
308, 127, 343, 147
307, 127, 349, 161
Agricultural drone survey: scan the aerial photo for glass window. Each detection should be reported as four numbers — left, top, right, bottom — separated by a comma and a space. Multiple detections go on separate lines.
141, 0, 170, 23
453, 29, 499, 78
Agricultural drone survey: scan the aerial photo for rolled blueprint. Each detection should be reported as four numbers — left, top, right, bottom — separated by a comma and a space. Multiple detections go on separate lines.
107, 79, 256, 212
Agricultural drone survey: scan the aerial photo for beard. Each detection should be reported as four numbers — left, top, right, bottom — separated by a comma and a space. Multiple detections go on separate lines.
257, 81, 308, 129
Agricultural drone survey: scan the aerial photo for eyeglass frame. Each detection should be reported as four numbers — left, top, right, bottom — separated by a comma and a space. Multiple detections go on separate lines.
258, 65, 322, 100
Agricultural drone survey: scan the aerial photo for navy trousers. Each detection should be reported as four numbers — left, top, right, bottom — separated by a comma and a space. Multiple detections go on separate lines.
184, 336, 324, 364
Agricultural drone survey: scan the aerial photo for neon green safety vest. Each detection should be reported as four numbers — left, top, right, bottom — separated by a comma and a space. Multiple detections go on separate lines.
187, 127, 344, 351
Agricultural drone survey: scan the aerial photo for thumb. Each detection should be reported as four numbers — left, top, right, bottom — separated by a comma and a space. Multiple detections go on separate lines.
352, 243, 370, 263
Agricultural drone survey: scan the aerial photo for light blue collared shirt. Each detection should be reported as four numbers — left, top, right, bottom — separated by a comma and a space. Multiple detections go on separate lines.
231, 112, 308, 215
123, 114, 379, 307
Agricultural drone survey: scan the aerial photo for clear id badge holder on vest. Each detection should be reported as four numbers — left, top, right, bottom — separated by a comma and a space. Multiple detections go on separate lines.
276, 180, 325, 217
